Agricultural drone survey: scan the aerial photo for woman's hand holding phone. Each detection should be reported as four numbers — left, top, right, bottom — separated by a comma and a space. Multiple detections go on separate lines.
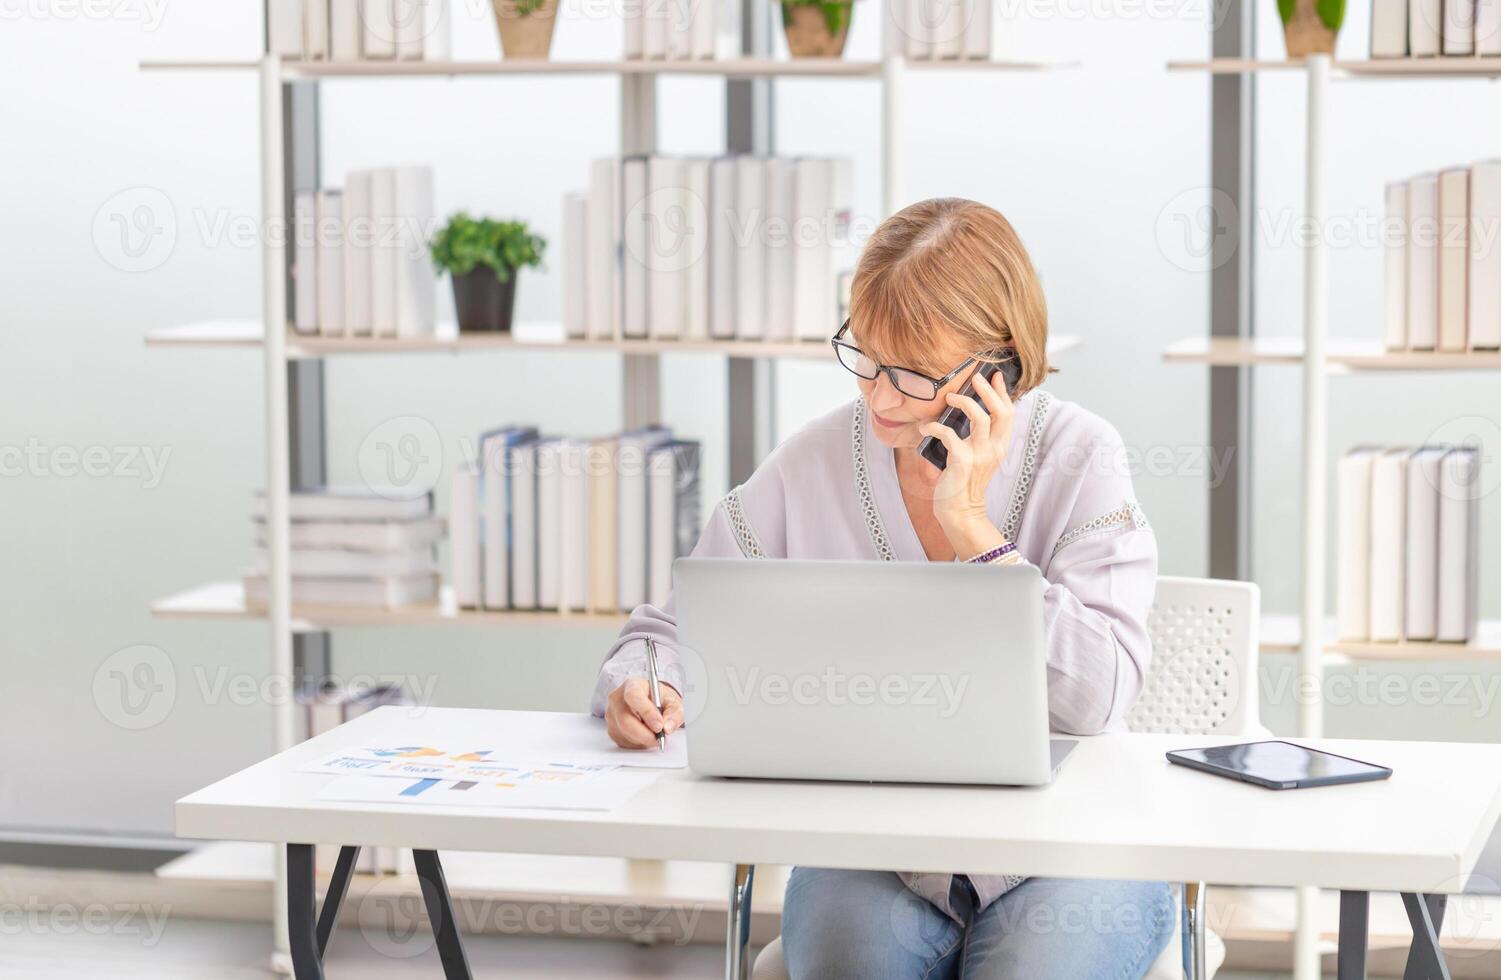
918, 368, 1016, 553
605, 677, 684, 749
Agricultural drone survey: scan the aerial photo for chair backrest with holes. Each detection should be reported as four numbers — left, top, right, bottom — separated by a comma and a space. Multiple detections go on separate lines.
1126, 576, 1262, 738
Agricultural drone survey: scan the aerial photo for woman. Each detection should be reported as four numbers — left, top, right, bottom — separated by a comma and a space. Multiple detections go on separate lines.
590, 198, 1172, 978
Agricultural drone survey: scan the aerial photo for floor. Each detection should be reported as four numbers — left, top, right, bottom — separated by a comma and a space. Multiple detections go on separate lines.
0, 916, 1291, 979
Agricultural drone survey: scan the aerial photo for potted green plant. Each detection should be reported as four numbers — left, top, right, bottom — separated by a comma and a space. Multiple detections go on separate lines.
491, 0, 558, 59
780, 0, 854, 57
1277, 0, 1343, 57
429, 213, 545, 333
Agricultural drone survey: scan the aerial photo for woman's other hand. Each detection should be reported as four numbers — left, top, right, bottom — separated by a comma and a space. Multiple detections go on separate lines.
605, 677, 684, 749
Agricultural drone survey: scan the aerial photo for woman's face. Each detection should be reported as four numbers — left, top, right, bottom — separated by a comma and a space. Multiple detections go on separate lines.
855, 330, 978, 450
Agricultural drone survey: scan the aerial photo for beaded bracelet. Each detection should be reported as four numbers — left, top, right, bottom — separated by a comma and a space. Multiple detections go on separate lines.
965, 541, 1018, 565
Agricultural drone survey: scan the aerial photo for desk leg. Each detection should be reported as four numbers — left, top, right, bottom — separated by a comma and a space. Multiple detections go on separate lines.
1337, 890, 1368, 980
413, 850, 473, 980
287, 844, 325, 980
316, 846, 360, 957
1400, 893, 1450, 980
726, 863, 755, 980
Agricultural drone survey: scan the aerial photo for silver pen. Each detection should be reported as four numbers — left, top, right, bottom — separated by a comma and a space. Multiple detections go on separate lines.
645, 637, 666, 753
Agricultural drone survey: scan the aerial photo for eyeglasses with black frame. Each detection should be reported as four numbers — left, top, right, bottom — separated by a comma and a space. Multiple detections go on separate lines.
830, 319, 980, 401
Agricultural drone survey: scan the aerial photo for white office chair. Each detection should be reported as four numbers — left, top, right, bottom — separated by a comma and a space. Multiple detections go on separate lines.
751, 576, 1260, 980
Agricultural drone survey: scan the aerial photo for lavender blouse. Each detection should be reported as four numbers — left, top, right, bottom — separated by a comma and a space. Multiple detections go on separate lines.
590, 390, 1158, 922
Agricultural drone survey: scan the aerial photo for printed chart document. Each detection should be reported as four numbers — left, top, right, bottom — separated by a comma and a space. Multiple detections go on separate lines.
316, 769, 657, 811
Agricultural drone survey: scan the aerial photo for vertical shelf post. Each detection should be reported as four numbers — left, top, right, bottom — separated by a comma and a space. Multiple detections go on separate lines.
1293, 51, 1330, 980
881, 56, 904, 217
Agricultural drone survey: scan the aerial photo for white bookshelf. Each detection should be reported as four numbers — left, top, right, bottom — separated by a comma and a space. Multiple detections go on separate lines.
146, 319, 1083, 360
140, 57, 1078, 79
1169, 56, 1501, 78
1163, 336, 1501, 371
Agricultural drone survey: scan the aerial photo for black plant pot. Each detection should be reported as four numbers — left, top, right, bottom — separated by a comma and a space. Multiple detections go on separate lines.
451, 268, 517, 333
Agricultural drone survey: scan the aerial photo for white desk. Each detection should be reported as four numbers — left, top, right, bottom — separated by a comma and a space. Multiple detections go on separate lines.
178, 707, 1501, 980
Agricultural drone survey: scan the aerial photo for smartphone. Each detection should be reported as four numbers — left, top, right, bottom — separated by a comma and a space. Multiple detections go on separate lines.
917, 351, 1023, 471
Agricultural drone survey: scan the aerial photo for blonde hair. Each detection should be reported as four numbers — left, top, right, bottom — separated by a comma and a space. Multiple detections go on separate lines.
848, 198, 1051, 396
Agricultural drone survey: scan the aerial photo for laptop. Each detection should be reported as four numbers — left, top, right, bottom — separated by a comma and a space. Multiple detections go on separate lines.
673, 558, 1075, 786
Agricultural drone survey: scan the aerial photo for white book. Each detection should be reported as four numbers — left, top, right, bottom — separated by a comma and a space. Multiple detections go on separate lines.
304, 0, 330, 58
510, 440, 540, 609
1444, 0, 1476, 52
792, 158, 852, 341
644, 0, 669, 58
1368, 449, 1411, 643
450, 464, 481, 608
905, 0, 935, 59
667, 0, 694, 59
479, 427, 537, 609
763, 158, 797, 341
1468, 162, 1501, 349
244, 573, 438, 608
369, 167, 398, 338
963, 0, 991, 59
1404, 447, 1446, 641
622, 157, 650, 339
1437, 448, 1480, 642
1383, 181, 1408, 350
421, 0, 452, 59
1371, 0, 1408, 55
252, 486, 433, 521
330, 0, 363, 59
316, 190, 346, 336
617, 427, 672, 611
269, 0, 304, 57
1479, 0, 1501, 53
690, 0, 716, 59
343, 170, 374, 336
588, 438, 619, 612
734, 157, 767, 339
884, 0, 907, 57
254, 547, 438, 577
361, 0, 398, 58
587, 157, 621, 340
708, 156, 738, 340
1406, 174, 1439, 350
1438, 168, 1469, 353
932, 0, 965, 58
1410, 0, 1442, 54
394, 0, 423, 59
294, 191, 318, 334
1336, 448, 1378, 641
535, 439, 564, 610
559, 439, 590, 612
623, 0, 645, 58
254, 516, 446, 552
684, 158, 711, 340
562, 192, 590, 339
647, 156, 688, 339
391, 165, 436, 338
647, 440, 700, 608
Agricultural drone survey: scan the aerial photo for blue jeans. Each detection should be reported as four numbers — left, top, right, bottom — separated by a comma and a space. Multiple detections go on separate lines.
781, 868, 1175, 980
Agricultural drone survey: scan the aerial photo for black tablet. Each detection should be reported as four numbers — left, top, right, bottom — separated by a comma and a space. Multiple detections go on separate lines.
1166, 740, 1392, 790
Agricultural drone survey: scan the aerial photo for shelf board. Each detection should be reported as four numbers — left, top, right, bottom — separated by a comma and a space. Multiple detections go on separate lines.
151, 581, 627, 630
139, 57, 1076, 80
1162, 336, 1501, 371
1168, 56, 1501, 78
1257, 613, 1501, 661
145, 319, 1083, 361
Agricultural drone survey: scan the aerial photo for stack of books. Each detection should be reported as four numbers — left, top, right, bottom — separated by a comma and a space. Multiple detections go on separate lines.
622, 0, 718, 60
1371, 0, 1501, 56
269, 0, 452, 62
1385, 163, 1501, 353
246, 487, 444, 608
292, 164, 436, 340
297, 680, 414, 874
885, 0, 993, 60
1337, 446, 1480, 643
450, 425, 701, 613
561, 155, 853, 343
